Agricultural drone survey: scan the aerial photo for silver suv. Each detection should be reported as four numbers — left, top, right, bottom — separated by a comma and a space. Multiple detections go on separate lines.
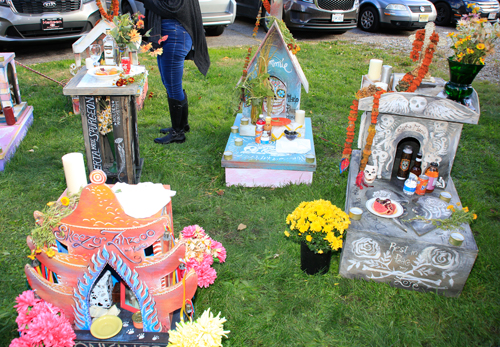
0, 0, 101, 44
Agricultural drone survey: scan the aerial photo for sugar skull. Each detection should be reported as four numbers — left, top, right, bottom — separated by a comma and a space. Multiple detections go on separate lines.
409, 96, 427, 113
364, 165, 377, 185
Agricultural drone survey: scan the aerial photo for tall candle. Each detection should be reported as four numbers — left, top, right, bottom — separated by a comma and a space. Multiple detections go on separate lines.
367, 59, 383, 81
295, 109, 305, 125
85, 58, 94, 70
62, 153, 88, 196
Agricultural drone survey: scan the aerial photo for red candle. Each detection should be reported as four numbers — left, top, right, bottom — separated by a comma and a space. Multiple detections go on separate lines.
3, 106, 16, 126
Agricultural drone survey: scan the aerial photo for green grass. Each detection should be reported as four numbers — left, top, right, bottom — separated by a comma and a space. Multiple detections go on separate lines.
0, 41, 499, 346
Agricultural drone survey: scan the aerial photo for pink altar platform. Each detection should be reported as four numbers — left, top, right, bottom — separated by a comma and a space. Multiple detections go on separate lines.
0, 104, 34, 171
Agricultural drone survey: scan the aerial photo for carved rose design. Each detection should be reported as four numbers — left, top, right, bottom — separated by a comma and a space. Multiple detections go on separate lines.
352, 237, 380, 259
422, 247, 459, 269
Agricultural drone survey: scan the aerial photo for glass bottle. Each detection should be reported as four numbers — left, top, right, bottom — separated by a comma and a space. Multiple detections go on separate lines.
396, 145, 413, 180
103, 29, 116, 66
410, 152, 422, 177
424, 162, 439, 193
263, 116, 272, 137
255, 114, 265, 144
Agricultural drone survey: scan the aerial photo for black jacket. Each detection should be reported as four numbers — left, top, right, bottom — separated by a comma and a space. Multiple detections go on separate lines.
142, 0, 210, 76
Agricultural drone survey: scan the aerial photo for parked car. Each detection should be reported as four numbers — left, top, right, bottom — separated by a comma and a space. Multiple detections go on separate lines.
0, 0, 101, 45
121, 0, 237, 36
358, 0, 437, 32
236, 0, 360, 32
428, 0, 499, 26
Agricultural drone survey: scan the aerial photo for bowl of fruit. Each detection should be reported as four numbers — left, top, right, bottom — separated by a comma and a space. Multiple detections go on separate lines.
87, 66, 123, 80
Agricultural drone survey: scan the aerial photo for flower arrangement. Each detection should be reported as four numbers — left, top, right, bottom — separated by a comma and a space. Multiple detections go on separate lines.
448, 4, 500, 65
179, 225, 226, 288
10, 290, 76, 347
96, 0, 119, 22
167, 308, 230, 347
285, 200, 350, 253
110, 13, 164, 57
406, 202, 477, 230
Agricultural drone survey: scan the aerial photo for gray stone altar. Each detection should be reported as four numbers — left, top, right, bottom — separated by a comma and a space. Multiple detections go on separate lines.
339, 75, 479, 297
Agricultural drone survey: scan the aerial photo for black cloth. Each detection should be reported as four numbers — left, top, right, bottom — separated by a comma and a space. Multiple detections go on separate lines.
142, 0, 210, 76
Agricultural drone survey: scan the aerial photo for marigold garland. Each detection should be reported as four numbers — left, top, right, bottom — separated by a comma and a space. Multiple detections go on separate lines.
96, 0, 119, 21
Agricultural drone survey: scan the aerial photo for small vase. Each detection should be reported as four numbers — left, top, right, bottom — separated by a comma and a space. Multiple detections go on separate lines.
250, 99, 263, 125
300, 242, 332, 275
444, 57, 484, 104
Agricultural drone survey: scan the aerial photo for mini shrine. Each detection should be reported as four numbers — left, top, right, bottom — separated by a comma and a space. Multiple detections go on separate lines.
0, 53, 34, 171
339, 75, 479, 297
25, 170, 197, 344
222, 20, 315, 187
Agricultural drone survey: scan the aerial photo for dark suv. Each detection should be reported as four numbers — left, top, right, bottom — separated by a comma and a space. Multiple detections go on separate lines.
429, 0, 499, 26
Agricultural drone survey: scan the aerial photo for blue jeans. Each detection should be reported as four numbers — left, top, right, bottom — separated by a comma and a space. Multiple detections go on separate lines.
157, 19, 193, 101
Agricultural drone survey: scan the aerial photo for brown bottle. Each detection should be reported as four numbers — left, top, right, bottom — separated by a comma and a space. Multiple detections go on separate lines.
396, 145, 413, 180
410, 152, 422, 177
424, 162, 439, 193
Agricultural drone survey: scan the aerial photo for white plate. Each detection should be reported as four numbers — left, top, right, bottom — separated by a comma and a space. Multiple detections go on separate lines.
87, 66, 123, 80
365, 198, 404, 219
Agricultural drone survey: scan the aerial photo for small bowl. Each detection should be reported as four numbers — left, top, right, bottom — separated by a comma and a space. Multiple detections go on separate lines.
284, 130, 298, 141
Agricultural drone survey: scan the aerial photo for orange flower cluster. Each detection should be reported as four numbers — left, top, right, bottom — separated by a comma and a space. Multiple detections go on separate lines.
115, 76, 135, 87
263, 0, 271, 13
96, 0, 119, 21
253, 7, 262, 38
359, 89, 385, 172
410, 30, 425, 61
341, 99, 359, 158
287, 43, 301, 54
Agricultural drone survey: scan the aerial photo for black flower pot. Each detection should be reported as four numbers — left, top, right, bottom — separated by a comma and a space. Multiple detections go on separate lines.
300, 242, 332, 275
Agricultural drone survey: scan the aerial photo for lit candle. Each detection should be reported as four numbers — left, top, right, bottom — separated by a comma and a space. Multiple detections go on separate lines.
367, 59, 383, 82
62, 153, 88, 196
295, 109, 305, 125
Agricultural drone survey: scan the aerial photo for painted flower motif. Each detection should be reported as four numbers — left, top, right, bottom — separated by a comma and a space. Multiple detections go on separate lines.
425, 247, 459, 269
45, 248, 56, 258
352, 237, 380, 259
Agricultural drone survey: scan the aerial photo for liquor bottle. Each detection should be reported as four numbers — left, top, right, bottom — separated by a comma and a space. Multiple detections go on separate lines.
263, 116, 273, 137
396, 145, 413, 180
103, 29, 116, 66
424, 162, 439, 193
410, 152, 422, 177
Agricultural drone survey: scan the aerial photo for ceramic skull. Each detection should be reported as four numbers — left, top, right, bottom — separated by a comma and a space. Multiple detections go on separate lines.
364, 165, 377, 184
409, 96, 427, 113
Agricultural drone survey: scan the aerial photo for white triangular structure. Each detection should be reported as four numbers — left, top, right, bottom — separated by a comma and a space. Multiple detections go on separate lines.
72, 19, 116, 67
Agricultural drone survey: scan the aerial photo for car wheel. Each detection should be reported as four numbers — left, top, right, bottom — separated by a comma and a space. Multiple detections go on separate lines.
205, 25, 225, 36
260, 7, 271, 33
358, 6, 380, 32
434, 2, 451, 26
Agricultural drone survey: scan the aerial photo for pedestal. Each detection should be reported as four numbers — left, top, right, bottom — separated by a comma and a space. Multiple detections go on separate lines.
339, 151, 478, 297
63, 68, 145, 183
221, 114, 316, 187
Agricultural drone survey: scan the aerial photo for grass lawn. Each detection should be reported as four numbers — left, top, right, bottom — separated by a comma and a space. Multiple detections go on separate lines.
0, 40, 499, 346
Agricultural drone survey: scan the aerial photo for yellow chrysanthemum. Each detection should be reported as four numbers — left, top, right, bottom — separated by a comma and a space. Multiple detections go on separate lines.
477, 43, 485, 50
306, 235, 312, 242
60, 196, 70, 206
284, 230, 290, 237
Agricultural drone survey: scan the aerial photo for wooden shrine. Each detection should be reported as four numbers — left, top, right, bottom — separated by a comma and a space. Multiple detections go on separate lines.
339, 75, 479, 297
25, 170, 197, 344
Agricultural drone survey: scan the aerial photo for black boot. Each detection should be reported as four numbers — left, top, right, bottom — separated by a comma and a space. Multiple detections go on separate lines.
160, 90, 190, 134
154, 96, 187, 144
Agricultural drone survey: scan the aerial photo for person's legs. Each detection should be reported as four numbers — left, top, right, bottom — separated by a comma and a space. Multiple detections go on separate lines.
155, 20, 192, 144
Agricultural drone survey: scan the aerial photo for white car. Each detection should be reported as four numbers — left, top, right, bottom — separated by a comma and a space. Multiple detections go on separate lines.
122, 0, 237, 36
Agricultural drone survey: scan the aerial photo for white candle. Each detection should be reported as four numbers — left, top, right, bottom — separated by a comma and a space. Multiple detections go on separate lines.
85, 57, 94, 70
367, 59, 383, 82
62, 153, 88, 196
375, 82, 388, 91
295, 109, 305, 125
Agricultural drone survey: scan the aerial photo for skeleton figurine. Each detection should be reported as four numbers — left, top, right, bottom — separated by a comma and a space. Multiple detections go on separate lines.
363, 165, 377, 186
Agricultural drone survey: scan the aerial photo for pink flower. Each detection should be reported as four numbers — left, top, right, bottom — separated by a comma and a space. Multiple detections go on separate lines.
28, 310, 76, 347
211, 240, 227, 263
195, 262, 217, 288
181, 225, 206, 239
158, 35, 168, 44
9, 335, 31, 347
201, 252, 214, 267
14, 290, 40, 314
